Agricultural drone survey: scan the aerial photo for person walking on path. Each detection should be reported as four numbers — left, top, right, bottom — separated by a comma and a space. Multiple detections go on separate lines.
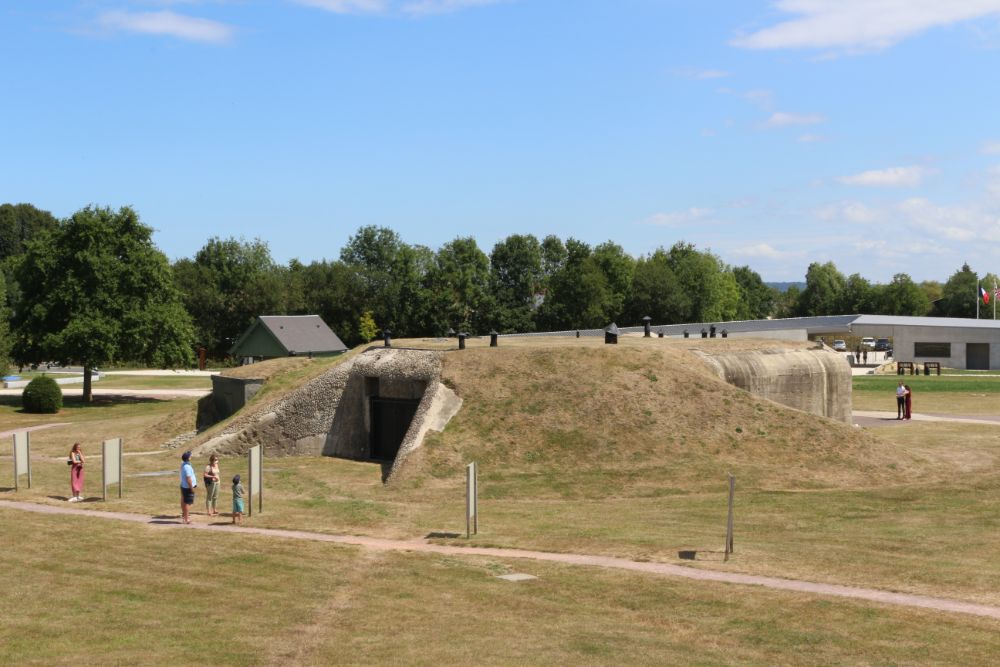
863, 348, 868, 365
904, 385, 913, 420
204, 454, 221, 516
231, 474, 245, 525
896, 381, 907, 419
180, 451, 197, 524
68, 443, 85, 502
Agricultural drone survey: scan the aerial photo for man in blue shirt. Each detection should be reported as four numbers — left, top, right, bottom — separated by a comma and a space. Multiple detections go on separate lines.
180, 451, 197, 524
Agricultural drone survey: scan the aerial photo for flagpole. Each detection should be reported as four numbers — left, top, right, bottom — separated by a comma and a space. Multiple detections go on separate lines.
976, 280, 980, 319
994, 281, 997, 320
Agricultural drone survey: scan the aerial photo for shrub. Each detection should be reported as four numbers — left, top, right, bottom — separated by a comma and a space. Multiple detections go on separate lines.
22, 375, 63, 413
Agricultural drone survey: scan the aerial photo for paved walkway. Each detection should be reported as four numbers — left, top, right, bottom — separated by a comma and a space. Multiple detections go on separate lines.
2, 499, 998, 621
0, 387, 209, 398
853, 410, 1000, 427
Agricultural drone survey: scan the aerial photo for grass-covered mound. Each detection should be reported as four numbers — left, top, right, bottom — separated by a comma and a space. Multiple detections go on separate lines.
412, 338, 913, 494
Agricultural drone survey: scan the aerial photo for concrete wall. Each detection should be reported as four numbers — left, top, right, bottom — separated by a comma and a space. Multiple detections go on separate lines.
198, 375, 264, 429
889, 326, 1000, 370
695, 346, 852, 423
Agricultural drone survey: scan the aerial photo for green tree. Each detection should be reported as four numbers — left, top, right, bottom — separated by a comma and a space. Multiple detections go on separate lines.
174, 237, 284, 358
422, 237, 490, 335
289, 260, 364, 345
13, 206, 194, 402
666, 242, 739, 322
340, 226, 429, 337
487, 234, 543, 333
537, 239, 620, 329
624, 249, 688, 324
358, 311, 378, 343
872, 273, 930, 316
591, 241, 635, 321
839, 273, 875, 314
796, 261, 847, 316
732, 266, 777, 320
0, 203, 58, 264
935, 263, 979, 318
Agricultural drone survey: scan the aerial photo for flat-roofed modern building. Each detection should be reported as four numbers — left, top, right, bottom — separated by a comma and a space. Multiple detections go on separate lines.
505, 315, 1000, 370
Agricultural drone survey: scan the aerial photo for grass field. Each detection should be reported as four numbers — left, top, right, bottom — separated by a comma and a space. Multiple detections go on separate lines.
3, 345, 1000, 663
2, 511, 1000, 666
853, 374, 1000, 413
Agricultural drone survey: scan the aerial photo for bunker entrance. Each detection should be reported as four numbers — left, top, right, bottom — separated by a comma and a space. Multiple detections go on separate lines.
369, 396, 420, 461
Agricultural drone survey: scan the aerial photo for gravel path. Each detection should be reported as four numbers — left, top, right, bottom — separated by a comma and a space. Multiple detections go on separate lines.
2, 499, 999, 621
0, 388, 209, 398
853, 410, 1000, 427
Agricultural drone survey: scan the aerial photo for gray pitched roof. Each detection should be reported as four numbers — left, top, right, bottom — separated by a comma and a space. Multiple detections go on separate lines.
256, 315, 347, 354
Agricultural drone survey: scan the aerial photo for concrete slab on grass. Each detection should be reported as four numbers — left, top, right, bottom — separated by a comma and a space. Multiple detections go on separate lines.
496, 573, 537, 582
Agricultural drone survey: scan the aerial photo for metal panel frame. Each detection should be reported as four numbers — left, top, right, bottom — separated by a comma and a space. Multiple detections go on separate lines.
13, 431, 31, 490
102, 437, 123, 501
248, 445, 262, 516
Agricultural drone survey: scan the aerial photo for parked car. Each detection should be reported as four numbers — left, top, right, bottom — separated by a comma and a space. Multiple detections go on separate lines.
832, 339, 847, 351
875, 338, 890, 351
861, 337, 875, 348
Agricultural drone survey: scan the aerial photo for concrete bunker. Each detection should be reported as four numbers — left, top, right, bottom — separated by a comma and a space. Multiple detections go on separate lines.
194, 348, 463, 483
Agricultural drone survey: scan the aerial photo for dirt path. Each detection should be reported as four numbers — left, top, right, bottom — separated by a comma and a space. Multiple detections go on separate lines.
3, 499, 999, 621
853, 410, 1000, 427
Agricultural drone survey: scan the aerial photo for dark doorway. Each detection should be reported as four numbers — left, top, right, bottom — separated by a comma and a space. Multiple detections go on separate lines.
369, 397, 420, 461
967, 343, 990, 370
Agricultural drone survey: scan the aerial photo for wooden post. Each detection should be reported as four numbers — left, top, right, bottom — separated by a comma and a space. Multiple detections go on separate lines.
466, 462, 477, 538
724, 473, 735, 561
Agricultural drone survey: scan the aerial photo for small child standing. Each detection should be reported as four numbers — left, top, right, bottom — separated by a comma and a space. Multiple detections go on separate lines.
232, 474, 245, 525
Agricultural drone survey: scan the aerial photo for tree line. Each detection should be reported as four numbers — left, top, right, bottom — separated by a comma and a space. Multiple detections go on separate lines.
1, 202, 996, 398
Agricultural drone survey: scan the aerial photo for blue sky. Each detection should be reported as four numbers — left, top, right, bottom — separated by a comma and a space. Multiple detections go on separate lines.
3, 1, 1000, 282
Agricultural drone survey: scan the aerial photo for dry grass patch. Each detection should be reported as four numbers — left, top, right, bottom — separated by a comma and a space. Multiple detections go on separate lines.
3, 511, 999, 666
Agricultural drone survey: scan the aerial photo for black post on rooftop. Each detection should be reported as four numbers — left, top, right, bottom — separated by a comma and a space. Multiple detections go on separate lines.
701, 328, 708, 338
642, 315, 652, 338
490, 330, 499, 347
605, 323, 619, 344
383, 330, 391, 348
576, 330, 580, 338
458, 333, 467, 350
709, 325, 717, 338
683, 330, 690, 339
658, 329, 664, 338
446, 327, 456, 338
721, 329, 728, 338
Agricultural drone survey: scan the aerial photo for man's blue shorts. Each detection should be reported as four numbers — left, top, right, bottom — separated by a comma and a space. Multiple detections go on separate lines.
181, 487, 195, 505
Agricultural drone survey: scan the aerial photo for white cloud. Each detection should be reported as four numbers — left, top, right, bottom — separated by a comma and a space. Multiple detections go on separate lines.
838, 165, 932, 187
97, 10, 235, 43
293, 0, 504, 14
731, 0, 1000, 53
764, 111, 825, 127
674, 68, 731, 80
815, 201, 881, 223
797, 133, 828, 143
642, 208, 712, 226
732, 242, 801, 259
982, 141, 1000, 154
895, 197, 999, 241
293, 0, 386, 13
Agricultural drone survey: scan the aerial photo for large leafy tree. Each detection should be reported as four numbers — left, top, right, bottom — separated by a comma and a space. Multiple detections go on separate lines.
13, 206, 194, 401
871, 273, 930, 316
935, 263, 979, 318
537, 239, 619, 329
340, 226, 430, 337
732, 266, 777, 320
286, 259, 365, 345
666, 242, 739, 323
624, 249, 688, 324
422, 237, 490, 335
174, 236, 284, 358
796, 261, 847, 316
0, 203, 58, 264
839, 273, 875, 315
487, 234, 543, 333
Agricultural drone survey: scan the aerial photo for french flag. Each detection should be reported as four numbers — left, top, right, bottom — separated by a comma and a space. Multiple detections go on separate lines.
981, 285, 990, 305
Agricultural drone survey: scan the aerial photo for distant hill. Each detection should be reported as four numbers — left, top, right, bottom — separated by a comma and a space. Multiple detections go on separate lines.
766, 281, 805, 293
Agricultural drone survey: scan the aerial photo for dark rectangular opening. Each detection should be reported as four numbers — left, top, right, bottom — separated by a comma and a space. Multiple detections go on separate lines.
369, 397, 420, 462
967, 343, 990, 371
914, 342, 951, 358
